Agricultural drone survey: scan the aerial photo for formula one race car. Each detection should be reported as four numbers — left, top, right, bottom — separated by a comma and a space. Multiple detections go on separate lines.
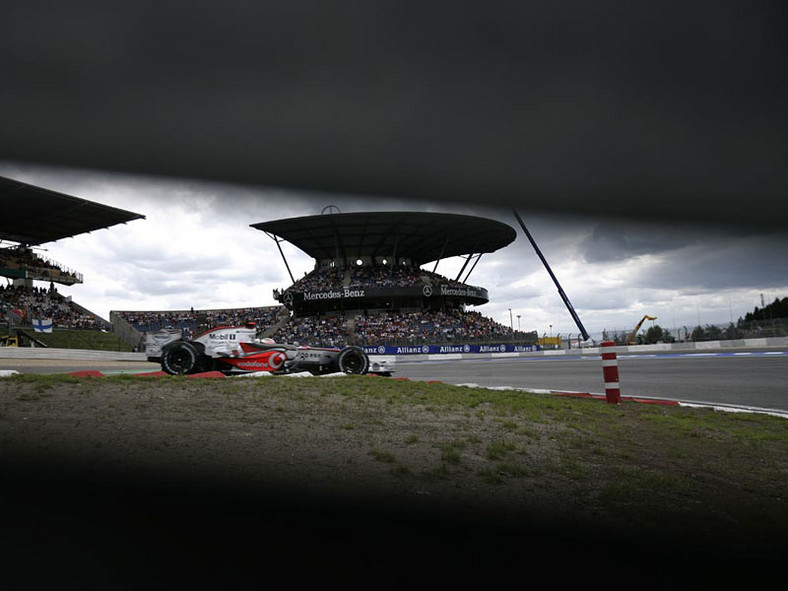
145, 324, 384, 376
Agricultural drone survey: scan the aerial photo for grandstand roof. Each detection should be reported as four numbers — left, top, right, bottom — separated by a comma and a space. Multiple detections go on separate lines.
0, 175, 145, 246
251, 211, 516, 266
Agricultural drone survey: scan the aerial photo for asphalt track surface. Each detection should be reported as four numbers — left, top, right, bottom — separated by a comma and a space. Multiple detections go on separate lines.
2, 348, 786, 414
396, 349, 788, 414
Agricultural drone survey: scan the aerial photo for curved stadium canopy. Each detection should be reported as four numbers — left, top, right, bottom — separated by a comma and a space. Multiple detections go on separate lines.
0, 175, 145, 246
251, 211, 517, 267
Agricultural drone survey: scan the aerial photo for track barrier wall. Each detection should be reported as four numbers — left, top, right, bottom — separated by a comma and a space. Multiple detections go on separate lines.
1, 336, 786, 362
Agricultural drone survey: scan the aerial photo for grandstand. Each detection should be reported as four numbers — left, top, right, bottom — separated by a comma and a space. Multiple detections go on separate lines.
255, 211, 515, 314
1, 175, 144, 346
115, 209, 536, 352
111, 306, 287, 350
1, 177, 535, 352
246, 210, 537, 349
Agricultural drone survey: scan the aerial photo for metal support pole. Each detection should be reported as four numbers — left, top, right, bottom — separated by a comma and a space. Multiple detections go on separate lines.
512, 209, 589, 341
390, 236, 399, 278
462, 253, 483, 284
433, 238, 449, 273
265, 232, 295, 284
454, 244, 477, 283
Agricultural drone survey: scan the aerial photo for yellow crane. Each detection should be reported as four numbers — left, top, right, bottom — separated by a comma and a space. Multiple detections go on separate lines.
627, 315, 657, 345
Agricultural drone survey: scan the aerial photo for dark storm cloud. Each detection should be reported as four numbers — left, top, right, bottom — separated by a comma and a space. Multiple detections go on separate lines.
637, 232, 788, 291
579, 219, 705, 263
577, 216, 778, 265
1, 2, 786, 228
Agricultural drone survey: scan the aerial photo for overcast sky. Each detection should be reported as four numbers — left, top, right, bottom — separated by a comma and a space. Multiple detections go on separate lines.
2, 159, 786, 341
1, 3, 786, 341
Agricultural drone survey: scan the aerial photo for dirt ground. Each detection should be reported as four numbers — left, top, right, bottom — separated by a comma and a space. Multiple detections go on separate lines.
2, 370, 785, 587
0, 371, 573, 517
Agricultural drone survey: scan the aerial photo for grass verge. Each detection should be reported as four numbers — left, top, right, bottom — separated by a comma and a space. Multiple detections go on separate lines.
1, 372, 786, 552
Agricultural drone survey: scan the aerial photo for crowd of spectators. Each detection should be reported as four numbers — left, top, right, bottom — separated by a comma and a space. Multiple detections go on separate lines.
419, 269, 472, 289
0, 283, 107, 330
2, 270, 509, 348
273, 314, 349, 347
282, 266, 343, 295
347, 265, 424, 289
351, 309, 511, 345
1, 246, 81, 283
117, 306, 284, 337
3, 250, 509, 346
275, 264, 477, 300
2, 286, 518, 347
263, 308, 514, 348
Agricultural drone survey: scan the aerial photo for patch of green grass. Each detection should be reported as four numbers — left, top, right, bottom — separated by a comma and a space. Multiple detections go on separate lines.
440, 439, 467, 465
556, 456, 589, 482
497, 461, 530, 477
2, 371, 787, 540
486, 439, 516, 460
13, 329, 133, 352
441, 447, 462, 465
478, 461, 531, 484
391, 464, 411, 477
420, 464, 451, 481
478, 468, 505, 485
370, 448, 396, 463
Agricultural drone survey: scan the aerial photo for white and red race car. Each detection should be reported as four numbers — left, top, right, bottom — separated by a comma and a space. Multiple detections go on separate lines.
145, 324, 392, 376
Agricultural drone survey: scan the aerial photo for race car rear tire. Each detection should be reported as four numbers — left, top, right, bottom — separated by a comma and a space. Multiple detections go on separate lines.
337, 346, 369, 375
161, 341, 203, 375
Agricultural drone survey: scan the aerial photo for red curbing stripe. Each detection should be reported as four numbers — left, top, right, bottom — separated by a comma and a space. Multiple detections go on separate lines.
624, 397, 679, 406
67, 370, 105, 378
551, 390, 680, 406
133, 371, 169, 377
551, 391, 601, 400
187, 371, 227, 379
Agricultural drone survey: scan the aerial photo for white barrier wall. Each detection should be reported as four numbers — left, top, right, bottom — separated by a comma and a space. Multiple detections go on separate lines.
0, 347, 146, 362
1, 337, 786, 362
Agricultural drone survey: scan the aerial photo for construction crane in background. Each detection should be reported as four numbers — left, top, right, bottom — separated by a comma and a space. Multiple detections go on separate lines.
627, 315, 657, 345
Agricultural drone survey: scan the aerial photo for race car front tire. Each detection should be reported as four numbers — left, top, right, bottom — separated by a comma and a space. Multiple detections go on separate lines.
161, 341, 206, 375
337, 346, 369, 375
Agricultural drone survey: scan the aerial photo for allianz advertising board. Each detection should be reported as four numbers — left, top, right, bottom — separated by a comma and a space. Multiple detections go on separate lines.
361, 343, 541, 355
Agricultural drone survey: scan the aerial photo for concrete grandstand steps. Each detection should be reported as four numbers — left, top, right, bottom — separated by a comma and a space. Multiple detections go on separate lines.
345, 316, 356, 334
67, 299, 110, 327
261, 313, 290, 339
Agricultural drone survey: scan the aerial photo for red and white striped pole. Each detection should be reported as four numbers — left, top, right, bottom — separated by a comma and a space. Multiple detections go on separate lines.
601, 340, 621, 404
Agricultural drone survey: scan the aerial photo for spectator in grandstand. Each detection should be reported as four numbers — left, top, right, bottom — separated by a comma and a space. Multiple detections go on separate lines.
0, 283, 108, 330
347, 264, 424, 289
273, 314, 349, 347
117, 306, 284, 334
351, 309, 512, 345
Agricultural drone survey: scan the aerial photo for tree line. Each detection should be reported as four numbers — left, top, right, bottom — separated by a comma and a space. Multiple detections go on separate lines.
602, 296, 787, 344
